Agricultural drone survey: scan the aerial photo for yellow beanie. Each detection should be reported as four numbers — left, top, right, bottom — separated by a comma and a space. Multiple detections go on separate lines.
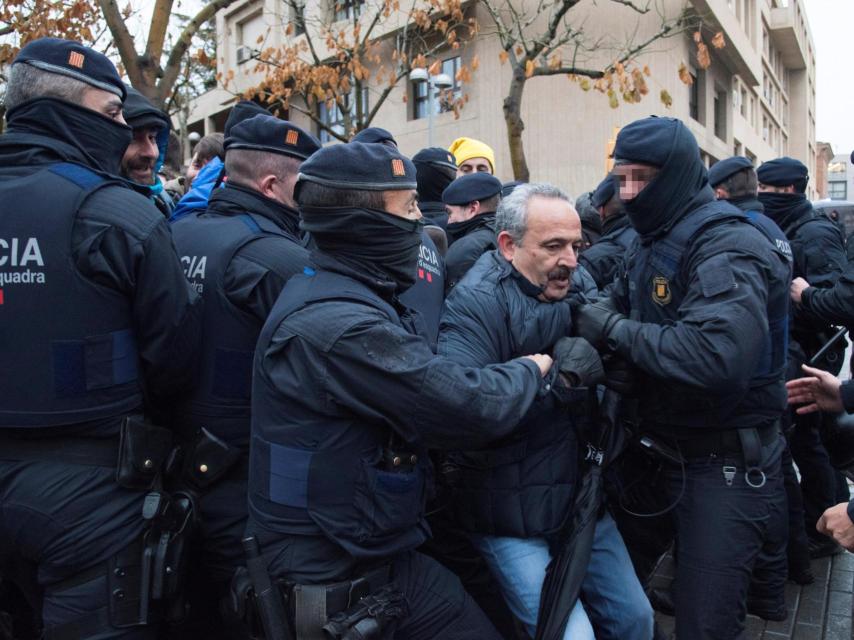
448, 137, 495, 174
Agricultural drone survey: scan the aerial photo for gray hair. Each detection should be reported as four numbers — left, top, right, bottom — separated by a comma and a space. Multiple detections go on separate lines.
496, 183, 574, 243
4, 63, 92, 112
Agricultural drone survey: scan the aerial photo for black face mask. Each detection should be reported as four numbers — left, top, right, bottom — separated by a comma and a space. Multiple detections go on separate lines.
757, 191, 806, 216
7, 97, 132, 176
300, 205, 425, 293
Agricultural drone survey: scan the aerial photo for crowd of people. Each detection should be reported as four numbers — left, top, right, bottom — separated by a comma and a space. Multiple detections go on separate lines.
2, 36, 854, 640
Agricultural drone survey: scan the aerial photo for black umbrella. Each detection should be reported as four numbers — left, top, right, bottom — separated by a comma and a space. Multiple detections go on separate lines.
533, 388, 629, 640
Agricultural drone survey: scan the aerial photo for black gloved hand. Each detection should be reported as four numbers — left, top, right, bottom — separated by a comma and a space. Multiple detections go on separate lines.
552, 337, 605, 388
574, 297, 627, 350
601, 354, 637, 396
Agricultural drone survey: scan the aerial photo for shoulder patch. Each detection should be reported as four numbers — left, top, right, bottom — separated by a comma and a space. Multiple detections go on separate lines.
697, 254, 736, 298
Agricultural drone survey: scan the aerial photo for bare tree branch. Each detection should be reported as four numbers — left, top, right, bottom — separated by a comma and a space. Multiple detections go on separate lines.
97, 0, 143, 87
146, 0, 175, 63
158, 0, 239, 104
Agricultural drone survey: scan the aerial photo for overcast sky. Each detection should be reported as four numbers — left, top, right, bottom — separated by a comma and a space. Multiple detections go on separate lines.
804, 0, 854, 158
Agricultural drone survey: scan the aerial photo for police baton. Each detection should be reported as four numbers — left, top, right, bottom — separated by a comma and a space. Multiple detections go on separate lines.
242, 535, 291, 640
809, 327, 848, 367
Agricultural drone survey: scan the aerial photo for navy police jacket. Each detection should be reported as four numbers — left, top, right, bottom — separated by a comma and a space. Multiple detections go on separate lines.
445, 213, 497, 291
170, 183, 309, 447
439, 251, 589, 538
609, 198, 792, 435
578, 212, 637, 290
0, 98, 200, 432
248, 251, 544, 565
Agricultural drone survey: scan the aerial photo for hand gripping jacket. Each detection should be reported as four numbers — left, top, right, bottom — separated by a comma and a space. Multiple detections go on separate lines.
0, 163, 141, 427
249, 268, 431, 560
170, 211, 298, 447
622, 201, 792, 430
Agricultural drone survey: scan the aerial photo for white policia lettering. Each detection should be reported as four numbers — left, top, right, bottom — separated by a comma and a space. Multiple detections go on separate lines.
0, 237, 44, 267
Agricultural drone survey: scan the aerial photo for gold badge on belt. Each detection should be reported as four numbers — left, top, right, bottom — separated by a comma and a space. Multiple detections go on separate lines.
652, 276, 671, 305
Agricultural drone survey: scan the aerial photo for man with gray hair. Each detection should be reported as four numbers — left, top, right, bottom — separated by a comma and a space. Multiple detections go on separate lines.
0, 38, 200, 638
438, 183, 653, 639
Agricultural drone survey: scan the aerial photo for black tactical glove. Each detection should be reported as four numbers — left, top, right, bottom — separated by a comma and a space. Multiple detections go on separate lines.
574, 297, 627, 350
553, 337, 605, 388
601, 354, 637, 396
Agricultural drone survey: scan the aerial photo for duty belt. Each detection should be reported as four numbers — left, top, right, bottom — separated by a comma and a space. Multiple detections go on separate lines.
0, 433, 118, 467
287, 564, 392, 638
652, 422, 779, 460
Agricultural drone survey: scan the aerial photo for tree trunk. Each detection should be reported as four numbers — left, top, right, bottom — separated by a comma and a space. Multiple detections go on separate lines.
503, 66, 530, 182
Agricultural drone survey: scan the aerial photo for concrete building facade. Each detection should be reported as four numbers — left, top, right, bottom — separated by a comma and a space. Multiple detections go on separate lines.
187, 0, 817, 198
826, 153, 854, 202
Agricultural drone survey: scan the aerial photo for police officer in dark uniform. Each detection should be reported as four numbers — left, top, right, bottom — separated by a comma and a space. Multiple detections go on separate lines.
442, 172, 503, 290
576, 117, 789, 638
412, 147, 458, 229
245, 142, 554, 639
0, 38, 200, 638
574, 190, 603, 252
709, 156, 811, 610
757, 157, 849, 557
353, 141, 448, 350
169, 114, 319, 636
578, 174, 637, 290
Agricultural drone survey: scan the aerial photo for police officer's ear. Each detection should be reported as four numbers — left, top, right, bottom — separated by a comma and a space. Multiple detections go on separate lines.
714, 186, 729, 200
256, 173, 280, 199
468, 200, 481, 218
497, 230, 519, 262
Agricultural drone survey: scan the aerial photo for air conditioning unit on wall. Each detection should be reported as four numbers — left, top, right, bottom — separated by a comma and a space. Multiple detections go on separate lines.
236, 45, 253, 65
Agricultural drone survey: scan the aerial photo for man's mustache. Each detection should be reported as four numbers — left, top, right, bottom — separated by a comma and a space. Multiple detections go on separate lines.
547, 266, 572, 281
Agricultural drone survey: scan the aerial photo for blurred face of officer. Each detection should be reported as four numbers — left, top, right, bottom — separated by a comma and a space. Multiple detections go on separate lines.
457, 157, 492, 176
498, 195, 582, 302
122, 125, 160, 184
446, 201, 480, 224
612, 162, 660, 202
81, 87, 126, 124
384, 189, 421, 221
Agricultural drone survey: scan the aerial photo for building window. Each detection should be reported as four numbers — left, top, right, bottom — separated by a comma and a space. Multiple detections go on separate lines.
290, 1, 306, 35
332, 0, 363, 21
317, 88, 369, 143
689, 70, 699, 122
740, 88, 748, 117
714, 88, 727, 140
413, 56, 462, 120
829, 181, 847, 200
829, 161, 847, 176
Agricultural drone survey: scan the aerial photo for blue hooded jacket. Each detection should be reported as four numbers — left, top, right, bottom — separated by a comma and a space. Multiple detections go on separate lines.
169, 156, 223, 223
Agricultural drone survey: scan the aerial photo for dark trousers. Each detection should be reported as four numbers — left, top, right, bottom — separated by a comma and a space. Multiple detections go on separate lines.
165, 464, 250, 639
614, 435, 787, 639
0, 460, 152, 639
264, 537, 503, 640
789, 411, 840, 538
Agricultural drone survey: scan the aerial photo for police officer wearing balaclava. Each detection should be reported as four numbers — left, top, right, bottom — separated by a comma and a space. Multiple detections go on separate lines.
245, 142, 554, 639
575, 116, 790, 638
412, 146, 458, 228
348, 140, 447, 350
168, 114, 320, 637
757, 157, 850, 558
0, 38, 200, 638
578, 174, 637, 290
